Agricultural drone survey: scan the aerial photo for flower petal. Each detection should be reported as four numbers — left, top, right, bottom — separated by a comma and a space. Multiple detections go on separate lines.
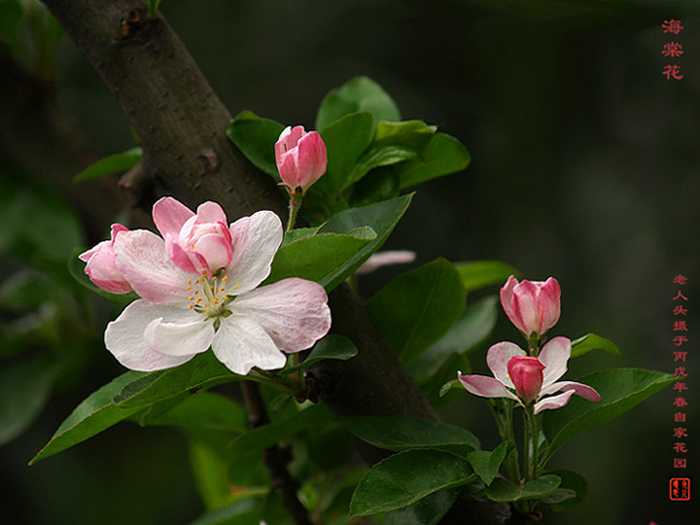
534, 390, 576, 414
486, 341, 526, 388
144, 314, 215, 357
538, 337, 572, 388
226, 211, 283, 294
113, 229, 191, 306
212, 314, 287, 375
195, 201, 227, 224
104, 300, 196, 371
153, 196, 195, 239
458, 373, 518, 401
230, 278, 331, 353
539, 380, 601, 402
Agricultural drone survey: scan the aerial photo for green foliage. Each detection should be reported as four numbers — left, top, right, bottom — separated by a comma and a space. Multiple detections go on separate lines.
365, 258, 466, 365
315, 76, 401, 131
226, 111, 285, 177
0, 0, 23, 38
277, 335, 358, 376
338, 415, 480, 453
485, 475, 561, 502
541, 368, 676, 463
383, 489, 462, 525
545, 469, 588, 512
467, 442, 510, 486
570, 333, 621, 358
73, 147, 142, 182
455, 260, 521, 291
349, 449, 476, 517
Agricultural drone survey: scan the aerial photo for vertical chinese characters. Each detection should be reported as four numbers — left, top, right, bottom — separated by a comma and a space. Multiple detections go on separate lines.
661, 20, 685, 80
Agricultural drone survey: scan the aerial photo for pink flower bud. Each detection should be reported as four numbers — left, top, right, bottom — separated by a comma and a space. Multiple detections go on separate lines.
507, 355, 545, 404
79, 224, 133, 294
153, 198, 233, 276
500, 276, 561, 339
274, 125, 327, 199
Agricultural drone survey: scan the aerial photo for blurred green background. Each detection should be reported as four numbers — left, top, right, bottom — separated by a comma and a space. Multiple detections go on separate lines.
2, 0, 699, 523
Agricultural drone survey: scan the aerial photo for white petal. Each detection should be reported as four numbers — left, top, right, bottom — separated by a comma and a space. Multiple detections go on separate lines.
211, 315, 287, 375
225, 211, 283, 294
538, 337, 571, 388
113, 229, 191, 307
230, 278, 331, 353
539, 380, 601, 402
486, 341, 526, 388
104, 300, 197, 371
144, 314, 215, 357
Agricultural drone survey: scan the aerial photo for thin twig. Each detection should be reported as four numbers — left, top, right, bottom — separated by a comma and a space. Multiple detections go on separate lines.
240, 380, 313, 525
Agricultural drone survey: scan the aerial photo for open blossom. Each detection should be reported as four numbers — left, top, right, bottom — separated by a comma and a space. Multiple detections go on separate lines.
274, 125, 327, 199
79, 224, 132, 294
458, 337, 600, 414
82, 198, 331, 375
500, 276, 561, 340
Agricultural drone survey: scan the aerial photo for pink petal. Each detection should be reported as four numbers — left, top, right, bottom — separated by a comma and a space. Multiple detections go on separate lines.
296, 131, 327, 187
113, 229, 190, 307
153, 196, 194, 239
534, 390, 576, 414
511, 279, 539, 336
538, 337, 571, 388
355, 250, 416, 275
165, 234, 200, 274
275, 125, 305, 163
486, 341, 526, 388
226, 211, 283, 294
538, 277, 561, 333
192, 232, 233, 272
212, 314, 287, 375
195, 201, 227, 224
458, 373, 518, 401
230, 278, 331, 352
508, 356, 545, 404
104, 300, 197, 371
540, 380, 601, 403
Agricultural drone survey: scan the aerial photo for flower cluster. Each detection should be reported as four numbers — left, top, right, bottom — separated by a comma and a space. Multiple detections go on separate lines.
458, 276, 600, 413
80, 197, 332, 375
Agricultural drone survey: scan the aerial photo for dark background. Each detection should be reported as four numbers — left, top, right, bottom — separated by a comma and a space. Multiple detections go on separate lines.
3, 1, 700, 523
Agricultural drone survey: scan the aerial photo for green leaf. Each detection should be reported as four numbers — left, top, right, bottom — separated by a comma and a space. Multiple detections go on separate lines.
570, 333, 621, 358
395, 133, 471, 189
229, 403, 335, 452
113, 351, 239, 408
347, 165, 401, 208
135, 391, 247, 431
337, 415, 479, 453
317, 193, 413, 275
316, 76, 400, 131
541, 368, 676, 463
0, 0, 23, 37
341, 120, 434, 191
545, 469, 588, 511
189, 496, 262, 525
455, 260, 521, 292
421, 352, 471, 406
226, 111, 285, 177
408, 295, 498, 380
317, 111, 374, 195
365, 258, 466, 365
72, 147, 142, 182
281, 226, 321, 247
0, 356, 61, 444
266, 229, 376, 291
30, 371, 148, 464
278, 335, 358, 376
383, 488, 462, 525
467, 442, 510, 486
485, 475, 560, 502
349, 449, 475, 517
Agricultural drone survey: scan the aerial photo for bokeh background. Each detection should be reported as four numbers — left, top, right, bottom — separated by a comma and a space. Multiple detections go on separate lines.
2, 0, 699, 523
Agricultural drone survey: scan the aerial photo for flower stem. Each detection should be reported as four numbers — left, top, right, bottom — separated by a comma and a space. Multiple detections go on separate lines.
489, 398, 521, 483
286, 198, 302, 233
523, 403, 539, 482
